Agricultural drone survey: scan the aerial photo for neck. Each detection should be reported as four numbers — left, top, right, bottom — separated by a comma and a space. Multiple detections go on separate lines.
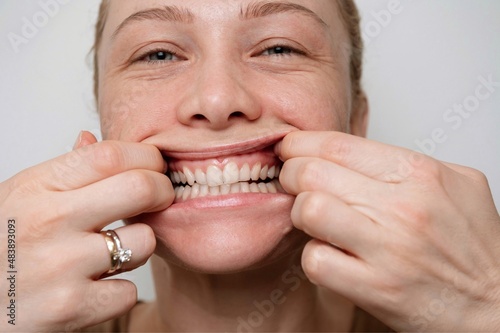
145, 251, 355, 332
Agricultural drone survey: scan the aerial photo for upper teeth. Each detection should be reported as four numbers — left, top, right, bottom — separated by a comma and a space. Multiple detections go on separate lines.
169, 162, 281, 187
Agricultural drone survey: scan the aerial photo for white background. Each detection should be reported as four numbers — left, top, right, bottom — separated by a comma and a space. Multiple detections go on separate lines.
1, 0, 499, 301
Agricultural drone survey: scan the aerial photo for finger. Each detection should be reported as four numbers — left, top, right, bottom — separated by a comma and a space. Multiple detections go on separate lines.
302, 239, 373, 305
280, 157, 383, 203
292, 191, 381, 257
65, 279, 137, 331
276, 131, 427, 183
67, 169, 174, 230
23, 140, 167, 191
89, 224, 156, 278
73, 130, 98, 150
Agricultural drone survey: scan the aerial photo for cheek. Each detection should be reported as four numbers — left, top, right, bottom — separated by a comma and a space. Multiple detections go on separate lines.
99, 80, 175, 141
264, 76, 350, 132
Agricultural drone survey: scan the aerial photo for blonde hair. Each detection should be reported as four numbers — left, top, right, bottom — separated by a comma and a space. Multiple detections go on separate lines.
92, 0, 363, 102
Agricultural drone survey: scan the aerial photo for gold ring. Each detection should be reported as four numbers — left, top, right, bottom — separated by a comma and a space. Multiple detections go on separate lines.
100, 230, 132, 273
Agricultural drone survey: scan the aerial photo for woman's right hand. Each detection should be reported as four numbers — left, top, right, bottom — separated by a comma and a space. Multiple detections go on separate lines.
0, 131, 174, 332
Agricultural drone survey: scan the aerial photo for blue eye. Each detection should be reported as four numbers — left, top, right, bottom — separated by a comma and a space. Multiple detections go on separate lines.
137, 49, 181, 64
263, 46, 294, 56
146, 50, 177, 61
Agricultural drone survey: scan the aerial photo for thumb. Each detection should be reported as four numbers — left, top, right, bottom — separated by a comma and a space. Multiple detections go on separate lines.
73, 130, 98, 150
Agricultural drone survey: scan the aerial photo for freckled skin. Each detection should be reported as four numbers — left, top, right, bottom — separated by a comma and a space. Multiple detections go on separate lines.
98, 0, 359, 273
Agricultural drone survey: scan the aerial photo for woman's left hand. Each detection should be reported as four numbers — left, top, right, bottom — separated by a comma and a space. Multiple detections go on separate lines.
277, 131, 500, 332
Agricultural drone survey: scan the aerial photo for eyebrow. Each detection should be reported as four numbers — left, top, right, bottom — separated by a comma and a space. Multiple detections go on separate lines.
112, 6, 195, 40
111, 1, 328, 40
240, 1, 329, 28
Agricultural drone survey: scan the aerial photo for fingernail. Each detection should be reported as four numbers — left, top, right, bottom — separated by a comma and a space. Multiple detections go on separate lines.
274, 141, 283, 161
73, 131, 84, 150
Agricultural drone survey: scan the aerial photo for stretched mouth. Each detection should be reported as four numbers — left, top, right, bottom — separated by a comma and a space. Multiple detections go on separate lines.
165, 146, 285, 203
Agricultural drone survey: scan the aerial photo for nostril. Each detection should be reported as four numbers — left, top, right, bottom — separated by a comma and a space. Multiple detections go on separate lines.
193, 114, 206, 121
193, 111, 245, 122
230, 111, 245, 118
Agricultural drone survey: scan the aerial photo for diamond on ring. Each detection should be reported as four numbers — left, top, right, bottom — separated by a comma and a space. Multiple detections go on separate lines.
113, 248, 132, 263
100, 230, 133, 273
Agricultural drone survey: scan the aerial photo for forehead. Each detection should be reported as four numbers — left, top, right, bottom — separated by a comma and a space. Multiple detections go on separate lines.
104, 0, 343, 39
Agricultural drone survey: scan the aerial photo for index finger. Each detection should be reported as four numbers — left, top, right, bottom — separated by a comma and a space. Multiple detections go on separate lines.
20, 141, 166, 191
276, 131, 424, 182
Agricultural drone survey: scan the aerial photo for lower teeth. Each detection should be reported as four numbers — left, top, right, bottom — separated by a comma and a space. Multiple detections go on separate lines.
174, 179, 284, 201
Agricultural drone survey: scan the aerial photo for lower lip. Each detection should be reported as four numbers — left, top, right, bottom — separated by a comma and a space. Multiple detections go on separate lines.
167, 191, 291, 210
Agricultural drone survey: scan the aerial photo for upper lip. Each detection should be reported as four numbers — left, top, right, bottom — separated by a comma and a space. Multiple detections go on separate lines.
161, 132, 289, 161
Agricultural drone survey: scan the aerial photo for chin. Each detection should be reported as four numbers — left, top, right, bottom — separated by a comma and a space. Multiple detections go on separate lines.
128, 193, 307, 274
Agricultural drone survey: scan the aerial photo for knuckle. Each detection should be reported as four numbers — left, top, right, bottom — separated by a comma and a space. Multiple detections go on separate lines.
299, 192, 326, 225
467, 168, 489, 185
394, 197, 432, 234
411, 157, 442, 183
408, 206, 431, 229
111, 280, 137, 310
320, 135, 352, 164
126, 171, 157, 206
369, 274, 406, 312
297, 160, 322, 189
394, 199, 433, 240
91, 141, 125, 173
448, 163, 489, 186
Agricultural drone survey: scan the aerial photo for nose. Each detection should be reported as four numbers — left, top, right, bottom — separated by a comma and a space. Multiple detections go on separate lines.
176, 57, 261, 130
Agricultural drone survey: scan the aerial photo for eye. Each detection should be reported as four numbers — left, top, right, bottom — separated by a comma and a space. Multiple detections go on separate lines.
147, 50, 177, 61
262, 46, 294, 56
257, 44, 306, 59
138, 49, 180, 63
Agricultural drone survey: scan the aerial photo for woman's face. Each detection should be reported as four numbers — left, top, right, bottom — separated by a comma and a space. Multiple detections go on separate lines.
98, 0, 360, 273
